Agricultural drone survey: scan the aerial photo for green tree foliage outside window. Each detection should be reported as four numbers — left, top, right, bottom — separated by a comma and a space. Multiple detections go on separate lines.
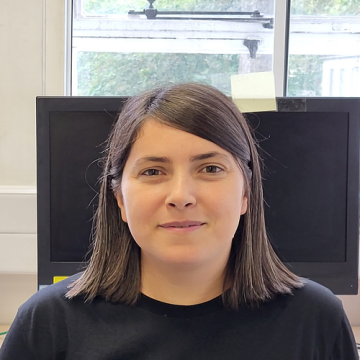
76, 52, 241, 96
287, 55, 325, 96
291, 0, 360, 16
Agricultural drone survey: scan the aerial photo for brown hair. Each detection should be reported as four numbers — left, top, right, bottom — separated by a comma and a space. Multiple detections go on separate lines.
66, 82, 303, 308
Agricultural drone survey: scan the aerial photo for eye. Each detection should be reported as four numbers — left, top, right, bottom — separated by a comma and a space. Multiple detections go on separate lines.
201, 165, 223, 173
141, 169, 163, 176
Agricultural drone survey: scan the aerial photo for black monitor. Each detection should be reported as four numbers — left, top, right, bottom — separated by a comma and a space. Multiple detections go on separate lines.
36, 96, 360, 294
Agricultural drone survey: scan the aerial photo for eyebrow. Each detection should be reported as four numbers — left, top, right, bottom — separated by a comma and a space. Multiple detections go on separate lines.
134, 157, 171, 166
134, 152, 230, 166
190, 152, 230, 162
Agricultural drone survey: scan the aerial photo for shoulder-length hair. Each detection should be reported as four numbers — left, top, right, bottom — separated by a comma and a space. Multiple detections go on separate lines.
66, 82, 303, 308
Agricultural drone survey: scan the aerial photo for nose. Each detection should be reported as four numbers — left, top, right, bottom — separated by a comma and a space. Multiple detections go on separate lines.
165, 173, 196, 210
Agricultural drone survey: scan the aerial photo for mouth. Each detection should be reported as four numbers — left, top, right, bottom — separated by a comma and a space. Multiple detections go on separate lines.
159, 221, 205, 229
165, 225, 200, 229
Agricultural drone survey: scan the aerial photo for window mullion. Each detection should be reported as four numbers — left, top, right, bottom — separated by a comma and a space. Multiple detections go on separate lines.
273, 0, 289, 97
65, 0, 73, 95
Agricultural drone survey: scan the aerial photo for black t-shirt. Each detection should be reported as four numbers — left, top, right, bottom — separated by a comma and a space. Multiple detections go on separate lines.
0, 275, 358, 360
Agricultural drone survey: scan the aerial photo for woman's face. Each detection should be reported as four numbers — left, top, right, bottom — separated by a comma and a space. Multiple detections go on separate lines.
115, 119, 247, 270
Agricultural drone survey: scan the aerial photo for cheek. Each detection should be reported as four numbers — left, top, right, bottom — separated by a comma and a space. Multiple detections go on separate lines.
121, 199, 150, 246
219, 182, 245, 212
122, 187, 162, 227
212, 187, 246, 235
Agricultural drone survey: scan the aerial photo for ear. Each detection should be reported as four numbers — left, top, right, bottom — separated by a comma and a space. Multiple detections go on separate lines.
240, 196, 248, 215
114, 192, 128, 223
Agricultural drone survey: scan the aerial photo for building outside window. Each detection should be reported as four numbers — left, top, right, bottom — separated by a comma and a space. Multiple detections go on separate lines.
287, 0, 360, 96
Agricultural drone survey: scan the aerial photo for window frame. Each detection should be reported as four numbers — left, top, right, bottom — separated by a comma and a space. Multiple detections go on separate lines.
67, 0, 281, 95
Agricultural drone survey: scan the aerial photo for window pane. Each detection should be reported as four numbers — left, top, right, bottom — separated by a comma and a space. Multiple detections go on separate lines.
287, 0, 360, 96
291, 0, 360, 16
84, 1, 149, 15
287, 55, 324, 96
76, 52, 272, 96
73, 0, 275, 96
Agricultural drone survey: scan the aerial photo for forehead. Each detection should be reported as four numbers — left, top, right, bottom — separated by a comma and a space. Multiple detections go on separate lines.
130, 118, 229, 157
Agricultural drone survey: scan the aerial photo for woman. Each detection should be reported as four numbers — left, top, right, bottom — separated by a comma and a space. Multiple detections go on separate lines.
0, 83, 357, 359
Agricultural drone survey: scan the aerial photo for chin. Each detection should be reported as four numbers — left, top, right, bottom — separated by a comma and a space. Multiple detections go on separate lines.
154, 249, 220, 267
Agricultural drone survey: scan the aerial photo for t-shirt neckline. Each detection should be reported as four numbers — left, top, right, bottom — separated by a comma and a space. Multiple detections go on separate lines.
137, 293, 224, 318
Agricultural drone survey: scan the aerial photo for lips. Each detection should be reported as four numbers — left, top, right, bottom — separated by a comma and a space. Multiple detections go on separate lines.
160, 221, 204, 228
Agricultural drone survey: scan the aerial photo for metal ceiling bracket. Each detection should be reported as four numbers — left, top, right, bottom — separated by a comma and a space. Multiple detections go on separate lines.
243, 39, 260, 59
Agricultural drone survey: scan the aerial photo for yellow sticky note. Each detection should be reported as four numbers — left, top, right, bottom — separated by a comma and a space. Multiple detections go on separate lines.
53, 276, 68, 283
231, 72, 277, 113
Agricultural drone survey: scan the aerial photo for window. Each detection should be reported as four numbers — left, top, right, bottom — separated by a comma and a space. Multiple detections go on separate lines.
287, 0, 360, 96
72, 0, 275, 96
70, 0, 360, 97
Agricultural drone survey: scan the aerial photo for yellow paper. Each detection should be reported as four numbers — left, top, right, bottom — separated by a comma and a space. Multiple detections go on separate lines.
53, 276, 68, 283
231, 72, 277, 113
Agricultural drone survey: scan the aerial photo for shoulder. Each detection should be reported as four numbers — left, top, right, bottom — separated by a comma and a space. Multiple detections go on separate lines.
23, 273, 82, 303
294, 278, 341, 302
259, 279, 344, 322
281, 279, 346, 330
289, 280, 358, 358
1, 273, 86, 359
291, 279, 343, 312
17, 273, 83, 323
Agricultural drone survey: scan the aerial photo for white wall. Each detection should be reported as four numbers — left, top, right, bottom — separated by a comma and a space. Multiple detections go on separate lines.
0, 0, 359, 327
0, 0, 65, 186
0, 0, 65, 324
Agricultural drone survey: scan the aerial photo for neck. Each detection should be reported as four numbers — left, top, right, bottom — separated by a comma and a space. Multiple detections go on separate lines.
140, 258, 227, 305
